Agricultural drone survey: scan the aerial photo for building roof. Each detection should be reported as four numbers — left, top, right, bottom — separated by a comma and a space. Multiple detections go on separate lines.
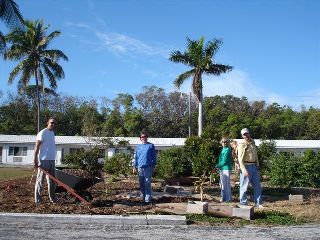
0, 135, 319, 149
0, 135, 186, 147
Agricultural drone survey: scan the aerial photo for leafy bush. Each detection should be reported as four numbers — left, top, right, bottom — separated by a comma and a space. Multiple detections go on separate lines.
104, 152, 132, 177
297, 150, 320, 187
155, 147, 191, 179
257, 139, 277, 175
184, 136, 220, 177
269, 151, 320, 187
62, 147, 103, 176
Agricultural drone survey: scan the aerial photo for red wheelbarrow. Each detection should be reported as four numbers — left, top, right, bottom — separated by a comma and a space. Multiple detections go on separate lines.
39, 167, 98, 205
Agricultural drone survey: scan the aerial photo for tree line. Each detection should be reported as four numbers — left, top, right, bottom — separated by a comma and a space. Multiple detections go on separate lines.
1, 85, 319, 140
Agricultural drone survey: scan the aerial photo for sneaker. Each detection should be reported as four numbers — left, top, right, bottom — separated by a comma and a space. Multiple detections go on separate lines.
255, 204, 265, 208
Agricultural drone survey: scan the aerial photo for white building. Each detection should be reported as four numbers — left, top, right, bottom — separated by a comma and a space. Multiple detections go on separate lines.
0, 135, 185, 165
0, 135, 319, 166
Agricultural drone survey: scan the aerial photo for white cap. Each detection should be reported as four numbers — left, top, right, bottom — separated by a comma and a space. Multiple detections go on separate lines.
241, 128, 250, 135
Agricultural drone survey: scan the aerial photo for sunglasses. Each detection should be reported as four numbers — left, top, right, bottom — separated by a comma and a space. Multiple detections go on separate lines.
140, 136, 147, 139
49, 122, 56, 125
222, 141, 228, 143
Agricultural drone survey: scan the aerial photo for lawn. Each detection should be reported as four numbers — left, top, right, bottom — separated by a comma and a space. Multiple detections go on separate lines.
0, 166, 34, 181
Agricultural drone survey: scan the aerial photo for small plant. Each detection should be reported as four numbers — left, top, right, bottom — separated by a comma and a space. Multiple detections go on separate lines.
194, 172, 209, 201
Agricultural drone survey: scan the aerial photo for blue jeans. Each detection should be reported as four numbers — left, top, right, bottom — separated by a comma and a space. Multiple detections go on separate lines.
239, 165, 262, 205
219, 170, 232, 202
138, 166, 153, 203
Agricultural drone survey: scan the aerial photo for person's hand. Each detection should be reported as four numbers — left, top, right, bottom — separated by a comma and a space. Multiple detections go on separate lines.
243, 171, 249, 177
235, 163, 240, 171
132, 167, 137, 175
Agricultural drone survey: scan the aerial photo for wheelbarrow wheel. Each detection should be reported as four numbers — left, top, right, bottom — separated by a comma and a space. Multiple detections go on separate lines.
80, 191, 93, 201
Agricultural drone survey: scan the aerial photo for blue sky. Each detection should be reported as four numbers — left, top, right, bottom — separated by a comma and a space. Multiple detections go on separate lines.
0, 0, 319, 109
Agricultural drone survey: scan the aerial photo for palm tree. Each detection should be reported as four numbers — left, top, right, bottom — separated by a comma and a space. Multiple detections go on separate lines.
169, 37, 232, 136
4, 19, 68, 132
0, 0, 24, 53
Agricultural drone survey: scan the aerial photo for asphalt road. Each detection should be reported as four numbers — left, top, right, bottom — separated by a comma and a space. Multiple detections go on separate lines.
1, 220, 320, 240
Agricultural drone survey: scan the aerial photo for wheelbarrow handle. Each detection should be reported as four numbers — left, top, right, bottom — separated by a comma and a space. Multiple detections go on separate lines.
38, 167, 90, 205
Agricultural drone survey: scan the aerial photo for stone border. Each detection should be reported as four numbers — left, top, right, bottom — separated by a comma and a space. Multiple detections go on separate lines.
0, 212, 186, 225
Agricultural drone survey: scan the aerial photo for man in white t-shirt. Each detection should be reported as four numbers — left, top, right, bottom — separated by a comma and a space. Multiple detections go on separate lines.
34, 117, 57, 203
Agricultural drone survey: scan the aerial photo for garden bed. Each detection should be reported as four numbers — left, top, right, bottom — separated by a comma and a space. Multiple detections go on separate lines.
0, 169, 319, 224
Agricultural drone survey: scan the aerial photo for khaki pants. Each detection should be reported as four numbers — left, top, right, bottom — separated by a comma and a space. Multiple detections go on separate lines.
34, 160, 56, 203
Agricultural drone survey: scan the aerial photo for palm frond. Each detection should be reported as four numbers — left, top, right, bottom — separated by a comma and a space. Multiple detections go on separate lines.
173, 69, 195, 88
43, 49, 68, 61
204, 38, 222, 59
0, 0, 24, 29
169, 50, 193, 66
205, 64, 233, 75
0, 31, 5, 54
42, 62, 57, 89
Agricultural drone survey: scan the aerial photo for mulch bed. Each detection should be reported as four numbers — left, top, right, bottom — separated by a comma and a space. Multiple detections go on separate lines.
0, 170, 194, 215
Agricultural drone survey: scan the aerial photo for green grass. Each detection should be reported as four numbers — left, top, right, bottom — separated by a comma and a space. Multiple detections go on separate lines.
187, 210, 305, 226
187, 214, 232, 225
253, 210, 305, 225
0, 167, 34, 181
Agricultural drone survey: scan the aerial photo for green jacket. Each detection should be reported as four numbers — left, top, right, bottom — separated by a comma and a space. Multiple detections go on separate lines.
215, 147, 232, 170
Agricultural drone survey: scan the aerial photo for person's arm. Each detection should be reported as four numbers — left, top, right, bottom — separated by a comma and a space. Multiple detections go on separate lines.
237, 144, 248, 176
33, 140, 41, 168
151, 144, 156, 167
216, 148, 229, 168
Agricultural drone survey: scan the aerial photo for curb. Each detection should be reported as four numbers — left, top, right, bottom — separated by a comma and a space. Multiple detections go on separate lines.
0, 212, 186, 225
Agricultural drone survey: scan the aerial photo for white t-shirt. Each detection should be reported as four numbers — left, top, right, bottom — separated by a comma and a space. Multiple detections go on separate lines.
36, 128, 56, 160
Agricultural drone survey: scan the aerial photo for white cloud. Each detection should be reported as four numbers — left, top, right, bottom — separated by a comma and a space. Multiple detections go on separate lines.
94, 32, 170, 57
173, 69, 290, 105
171, 69, 320, 109
65, 21, 171, 57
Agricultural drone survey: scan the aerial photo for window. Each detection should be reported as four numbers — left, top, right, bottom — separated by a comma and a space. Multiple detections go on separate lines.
69, 148, 84, 155
0, 146, 2, 156
8, 146, 28, 156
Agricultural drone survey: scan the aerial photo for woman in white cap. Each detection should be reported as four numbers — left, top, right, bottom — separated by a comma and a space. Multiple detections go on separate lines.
237, 128, 263, 208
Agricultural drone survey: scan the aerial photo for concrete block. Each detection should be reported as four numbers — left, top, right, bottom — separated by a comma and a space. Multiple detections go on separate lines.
289, 194, 304, 202
232, 205, 254, 220
208, 204, 233, 217
176, 190, 192, 196
186, 201, 208, 214
164, 185, 178, 194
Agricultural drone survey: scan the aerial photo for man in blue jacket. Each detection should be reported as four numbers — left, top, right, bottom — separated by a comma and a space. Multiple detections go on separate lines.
134, 132, 157, 204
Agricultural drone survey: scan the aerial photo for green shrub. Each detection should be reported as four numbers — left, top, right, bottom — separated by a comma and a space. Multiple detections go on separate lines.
297, 150, 320, 187
104, 152, 132, 177
269, 151, 320, 188
257, 139, 277, 175
269, 153, 299, 187
155, 147, 191, 179
184, 136, 220, 177
62, 147, 103, 176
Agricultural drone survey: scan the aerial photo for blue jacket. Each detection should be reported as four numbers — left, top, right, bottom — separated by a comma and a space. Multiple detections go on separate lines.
134, 142, 157, 168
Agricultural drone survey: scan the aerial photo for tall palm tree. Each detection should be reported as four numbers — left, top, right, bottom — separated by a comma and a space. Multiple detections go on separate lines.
4, 19, 68, 132
0, 0, 24, 53
169, 37, 232, 136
